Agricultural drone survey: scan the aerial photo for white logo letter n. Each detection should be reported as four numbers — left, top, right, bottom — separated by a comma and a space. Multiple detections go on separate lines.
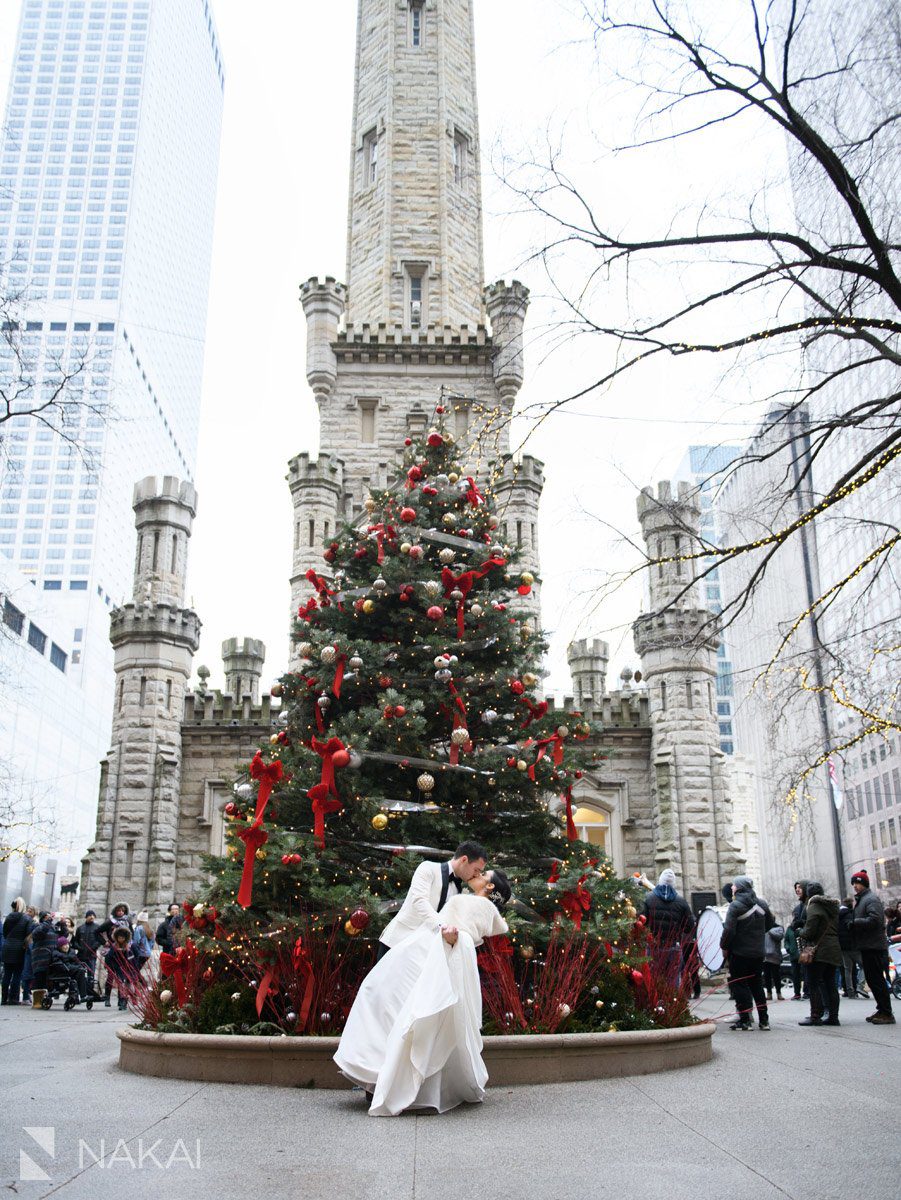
20, 1127, 55, 1182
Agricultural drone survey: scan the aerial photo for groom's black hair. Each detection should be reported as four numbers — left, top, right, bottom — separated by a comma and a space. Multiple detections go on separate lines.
454, 840, 488, 862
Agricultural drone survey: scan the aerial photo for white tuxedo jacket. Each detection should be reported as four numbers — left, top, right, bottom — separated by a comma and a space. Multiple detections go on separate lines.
379, 860, 457, 949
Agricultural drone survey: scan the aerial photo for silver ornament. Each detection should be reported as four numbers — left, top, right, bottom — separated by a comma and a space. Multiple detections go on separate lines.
286, 1010, 298, 1023
278, 710, 290, 727
423, 580, 441, 599
470, 603, 483, 617
437, 474, 450, 486
230, 992, 241, 1002
317, 695, 331, 710
417, 772, 435, 793
448, 655, 459, 665
373, 576, 387, 592
320, 1012, 332, 1023
320, 645, 337, 664
296, 642, 313, 659
482, 709, 498, 724
451, 727, 469, 745
435, 669, 452, 683
159, 989, 173, 1004
439, 548, 455, 564
450, 588, 464, 603
234, 781, 253, 802
349, 654, 363, 670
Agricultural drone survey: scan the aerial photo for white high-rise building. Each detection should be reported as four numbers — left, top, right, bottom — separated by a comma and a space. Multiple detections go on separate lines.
0, 0, 224, 906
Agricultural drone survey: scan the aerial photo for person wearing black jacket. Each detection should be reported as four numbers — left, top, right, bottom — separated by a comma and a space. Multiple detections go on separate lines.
29, 912, 59, 992
72, 910, 105, 987
155, 904, 183, 955
2, 898, 34, 1005
851, 870, 895, 1024
720, 876, 776, 1031
642, 869, 696, 991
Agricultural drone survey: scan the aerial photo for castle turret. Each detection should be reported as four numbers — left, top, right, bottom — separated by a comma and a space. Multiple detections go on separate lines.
222, 637, 265, 704
567, 638, 610, 716
80, 477, 201, 915
493, 455, 544, 616
633, 480, 743, 901
486, 280, 529, 403
301, 276, 346, 404
287, 452, 345, 658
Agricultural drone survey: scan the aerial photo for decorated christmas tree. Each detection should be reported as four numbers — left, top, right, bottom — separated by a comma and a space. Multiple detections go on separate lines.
155, 409, 680, 1037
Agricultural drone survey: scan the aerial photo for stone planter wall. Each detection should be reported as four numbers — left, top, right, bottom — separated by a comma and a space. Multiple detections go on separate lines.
117, 1021, 714, 1089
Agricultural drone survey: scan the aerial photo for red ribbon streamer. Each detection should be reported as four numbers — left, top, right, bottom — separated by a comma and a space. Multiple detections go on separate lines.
367, 523, 397, 565
159, 940, 197, 1006
236, 753, 284, 908
447, 680, 471, 765
307, 736, 347, 847
255, 967, 275, 1017
562, 784, 577, 841
330, 649, 347, 698
519, 696, 548, 729
441, 554, 505, 639
524, 732, 565, 781
292, 936, 316, 1028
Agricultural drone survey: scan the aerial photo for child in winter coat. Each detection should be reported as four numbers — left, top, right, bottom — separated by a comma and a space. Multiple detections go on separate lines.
103, 927, 137, 1011
763, 923, 785, 1001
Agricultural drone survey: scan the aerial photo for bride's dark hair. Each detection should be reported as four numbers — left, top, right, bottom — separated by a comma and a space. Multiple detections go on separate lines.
487, 868, 511, 909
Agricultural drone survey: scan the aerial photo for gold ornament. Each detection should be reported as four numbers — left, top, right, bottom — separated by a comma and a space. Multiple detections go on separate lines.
522, 672, 538, 688
451, 727, 469, 746
365, 498, 377, 513
400, 542, 412, 555
344, 919, 361, 937
608, 1022, 618, 1032
423, 580, 441, 599
516, 760, 528, 772
371, 813, 389, 831
520, 572, 535, 586
625, 902, 637, 919
448, 472, 459, 484
255, 848, 267, 861
556, 725, 570, 738
320, 645, 337, 664
442, 513, 456, 528
296, 642, 313, 659
439, 548, 455, 564
362, 599, 376, 614
417, 772, 435, 793
595, 999, 605, 1009
520, 944, 535, 960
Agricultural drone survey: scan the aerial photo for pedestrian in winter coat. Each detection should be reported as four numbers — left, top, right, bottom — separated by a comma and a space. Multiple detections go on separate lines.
851, 870, 895, 1024
641, 869, 696, 991
798, 882, 841, 1026
103, 927, 137, 1010
763, 922, 784, 1001
155, 904, 183, 955
73, 910, 105, 986
1, 898, 34, 1005
838, 898, 867, 998
95, 902, 132, 944
29, 912, 59, 991
131, 912, 155, 973
720, 876, 776, 1030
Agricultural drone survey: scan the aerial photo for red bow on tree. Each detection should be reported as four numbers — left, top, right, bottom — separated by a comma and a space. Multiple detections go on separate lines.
307, 736, 349, 847
236, 753, 284, 908
464, 476, 485, 507
524, 731, 565, 781
367, 522, 397, 565
305, 568, 334, 606
297, 597, 319, 622
519, 696, 548, 729
159, 939, 198, 1006
560, 878, 591, 930
441, 555, 505, 638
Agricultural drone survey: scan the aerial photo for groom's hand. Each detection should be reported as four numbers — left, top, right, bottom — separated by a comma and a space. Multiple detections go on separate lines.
441, 926, 458, 946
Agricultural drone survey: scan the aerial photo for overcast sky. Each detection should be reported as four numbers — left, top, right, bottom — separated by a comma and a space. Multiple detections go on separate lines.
0, 1, 792, 696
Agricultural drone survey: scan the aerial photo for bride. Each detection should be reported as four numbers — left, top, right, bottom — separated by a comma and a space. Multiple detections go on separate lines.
334, 868, 511, 1117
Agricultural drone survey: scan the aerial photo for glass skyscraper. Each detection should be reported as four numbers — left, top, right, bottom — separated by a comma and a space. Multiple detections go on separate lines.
0, 0, 224, 905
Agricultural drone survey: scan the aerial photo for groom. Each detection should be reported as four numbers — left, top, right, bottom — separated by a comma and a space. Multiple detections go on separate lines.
378, 840, 488, 957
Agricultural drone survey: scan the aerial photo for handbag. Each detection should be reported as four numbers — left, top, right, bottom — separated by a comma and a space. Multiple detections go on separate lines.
799, 925, 825, 965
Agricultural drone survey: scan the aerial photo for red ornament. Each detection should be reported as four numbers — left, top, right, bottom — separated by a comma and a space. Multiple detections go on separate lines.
400, 758, 410, 768
281, 854, 291, 865
224, 801, 237, 816
409, 545, 424, 560
421, 485, 437, 497
510, 679, 525, 695
427, 605, 444, 621
349, 908, 370, 931
404, 437, 412, 446
354, 598, 365, 611
435, 405, 445, 414
394, 704, 406, 717
400, 507, 417, 523
354, 547, 368, 559
383, 704, 396, 720
331, 748, 351, 769
506, 756, 517, 767
378, 675, 392, 688
324, 548, 336, 563
291, 853, 302, 865
203, 967, 214, 982
517, 584, 531, 596
427, 432, 443, 448
407, 465, 423, 483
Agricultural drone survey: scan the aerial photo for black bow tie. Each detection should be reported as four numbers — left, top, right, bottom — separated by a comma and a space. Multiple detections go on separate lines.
450, 874, 463, 892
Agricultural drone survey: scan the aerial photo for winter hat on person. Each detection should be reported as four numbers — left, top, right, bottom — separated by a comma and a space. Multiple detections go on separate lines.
732, 875, 755, 894
85, 909, 96, 918
136, 911, 150, 922
658, 869, 677, 889
851, 870, 870, 887
56, 936, 68, 947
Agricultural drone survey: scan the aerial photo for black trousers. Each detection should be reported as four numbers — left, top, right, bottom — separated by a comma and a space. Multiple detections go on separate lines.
806, 959, 840, 1021
1, 963, 23, 1003
728, 954, 768, 1022
860, 948, 893, 1015
763, 962, 782, 994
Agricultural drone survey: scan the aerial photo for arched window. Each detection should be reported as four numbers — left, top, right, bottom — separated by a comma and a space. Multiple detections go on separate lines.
571, 805, 609, 850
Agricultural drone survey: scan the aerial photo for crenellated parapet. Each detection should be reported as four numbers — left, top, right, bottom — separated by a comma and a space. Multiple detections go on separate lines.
221, 636, 266, 704
485, 279, 530, 401
300, 276, 347, 401
182, 688, 280, 728
109, 602, 201, 654
132, 475, 197, 607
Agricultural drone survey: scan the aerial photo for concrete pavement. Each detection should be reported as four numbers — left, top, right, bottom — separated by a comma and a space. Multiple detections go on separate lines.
1, 988, 898, 1200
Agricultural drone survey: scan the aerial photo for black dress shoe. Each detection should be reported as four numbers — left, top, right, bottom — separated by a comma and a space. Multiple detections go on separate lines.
798, 1017, 823, 1026
822, 1018, 841, 1026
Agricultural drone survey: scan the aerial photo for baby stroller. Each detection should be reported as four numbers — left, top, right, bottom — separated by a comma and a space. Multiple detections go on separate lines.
40, 952, 100, 1011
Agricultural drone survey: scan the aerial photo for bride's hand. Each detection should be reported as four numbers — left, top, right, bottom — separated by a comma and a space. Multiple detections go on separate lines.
441, 926, 458, 946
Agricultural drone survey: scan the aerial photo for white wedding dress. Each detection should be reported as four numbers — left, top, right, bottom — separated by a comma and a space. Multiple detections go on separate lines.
334, 893, 508, 1117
